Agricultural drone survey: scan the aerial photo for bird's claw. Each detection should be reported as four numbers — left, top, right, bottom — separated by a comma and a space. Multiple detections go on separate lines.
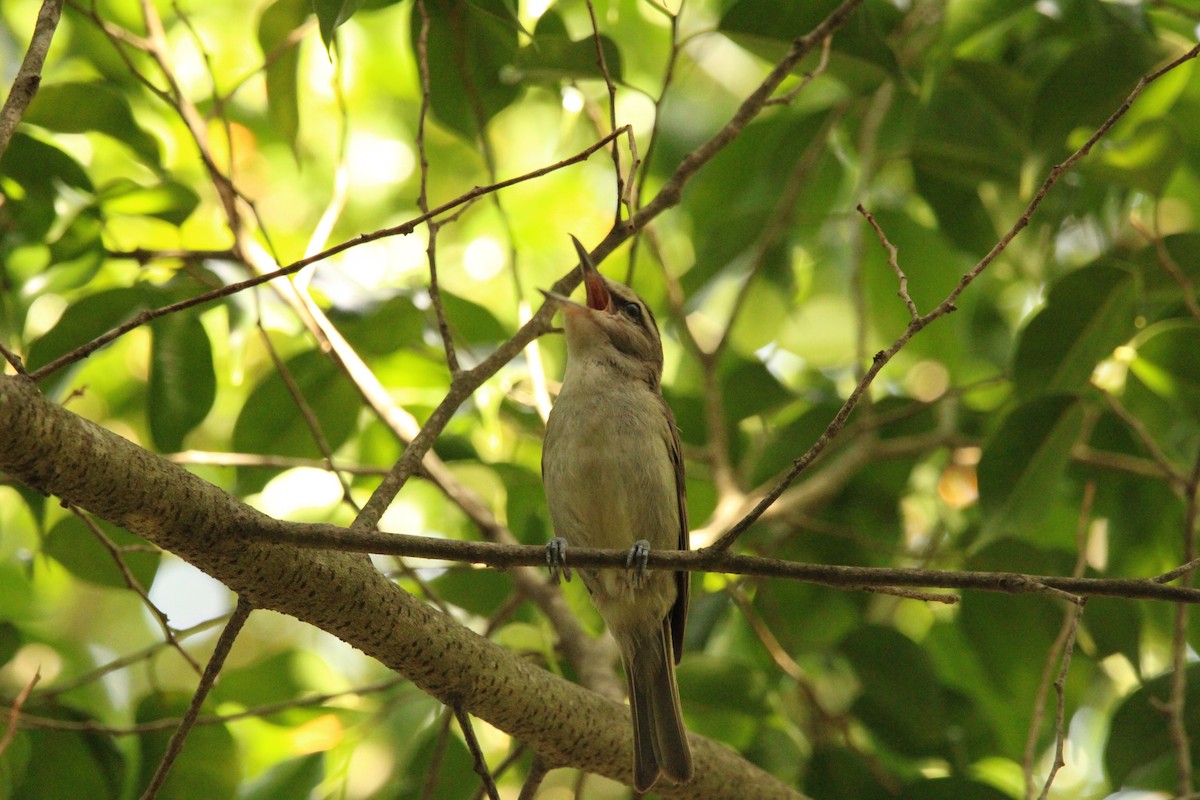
546, 537, 571, 583
627, 539, 651, 588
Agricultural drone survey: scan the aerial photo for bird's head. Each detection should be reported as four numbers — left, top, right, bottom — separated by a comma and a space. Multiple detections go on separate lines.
542, 235, 664, 387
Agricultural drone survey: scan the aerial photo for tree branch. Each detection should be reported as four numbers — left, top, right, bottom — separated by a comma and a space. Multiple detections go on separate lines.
0, 374, 799, 799
0, 0, 63, 161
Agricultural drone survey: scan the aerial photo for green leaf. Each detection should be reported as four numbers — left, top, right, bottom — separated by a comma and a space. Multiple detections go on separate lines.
430, 566, 514, 616
841, 626, 950, 757
312, 0, 361, 50
43, 516, 161, 590
1087, 118, 1184, 196
0, 622, 20, 668
23, 82, 160, 165
677, 655, 769, 749
515, 10, 622, 83
0, 133, 93, 243
97, 177, 200, 225
136, 693, 240, 800
1128, 322, 1200, 423
231, 349, 363, 492
396, 722, 476, 800
1031, 28, 1160, 151
439, 291, 509, 344
719, 0, 904, 91
218, 650, 309, 709
805, 745, 892, 800
15, 707, 124, 800
414, 0, 521, 140
899, 777, 1013, 800
328, 294, 426, 355
1106, 663, 1200, 792
977, 394, 1085, 543
1012, 263, 1137, 400
240, 754, 323, 800
26, 287, 155, 394
149, 312, 216, 451
259, 0, 309, 150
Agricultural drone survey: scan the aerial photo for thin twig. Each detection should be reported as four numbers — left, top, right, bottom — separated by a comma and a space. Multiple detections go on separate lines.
246, 522, 1200, 603
0, 0, 63, 160
517, 756, 551, 800
72, 508, 202, 675
0, 668, 39, 756
858, 204, 918, 320
454, 705, 501, 800
581, 0, 624, 223
17, 676, 404, 735
138, 598, 253, 800
1025, 483, 1093, 799
420, 707, 456, 800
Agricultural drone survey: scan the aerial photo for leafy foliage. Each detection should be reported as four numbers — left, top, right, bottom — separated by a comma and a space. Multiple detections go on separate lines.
2, 0, 1200, 797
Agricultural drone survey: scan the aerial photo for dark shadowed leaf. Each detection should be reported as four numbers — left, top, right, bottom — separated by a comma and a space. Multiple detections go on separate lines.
1107, 663, 1200, 792
977, 394, 1085, 542
149, 312, 216, 451
1012, 263, 1137, 400
14, 706, 124, 800
413, 0, 521, 139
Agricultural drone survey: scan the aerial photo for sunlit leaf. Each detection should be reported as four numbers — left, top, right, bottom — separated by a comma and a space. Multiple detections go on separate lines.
26, 287, 155, 394
97, 177, 200, 225
231, 349, 363, 492
24, 82, 160, 165
515, 10, 622, 83
240, 754, 324, 800
259, 0, 309, 150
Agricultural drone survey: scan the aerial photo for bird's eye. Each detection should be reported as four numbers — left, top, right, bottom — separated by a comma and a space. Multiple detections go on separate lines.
621, 301, 642, 321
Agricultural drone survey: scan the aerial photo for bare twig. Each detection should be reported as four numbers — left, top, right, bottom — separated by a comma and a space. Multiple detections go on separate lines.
454, 705, 501, 800
72, 508, 202, 675
138, 598, 253, 800
18, 676, 403, 735
0, 0, 63, 160
1025, 483, 1093, 800
581, 0, 624, 223
0, 342, 27, 376
858, 204, 918, 320
0, 668, 39, 756
766, 34, 833, 107
517, 755, 551, 800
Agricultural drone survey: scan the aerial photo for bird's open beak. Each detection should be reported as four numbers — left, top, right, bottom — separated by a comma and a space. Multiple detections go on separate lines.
540, 235, 611, 314
570, 235, 611, 312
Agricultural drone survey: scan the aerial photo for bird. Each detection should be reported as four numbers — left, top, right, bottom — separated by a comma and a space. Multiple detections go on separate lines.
540, 234, 693, 792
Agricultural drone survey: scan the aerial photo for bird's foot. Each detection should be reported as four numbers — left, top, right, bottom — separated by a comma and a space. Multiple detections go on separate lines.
546, 537, 571, 583
627, 539, 651, 588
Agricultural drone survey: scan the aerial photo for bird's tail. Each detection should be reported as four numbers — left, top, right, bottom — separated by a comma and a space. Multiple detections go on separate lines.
626, 617, 693, 793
